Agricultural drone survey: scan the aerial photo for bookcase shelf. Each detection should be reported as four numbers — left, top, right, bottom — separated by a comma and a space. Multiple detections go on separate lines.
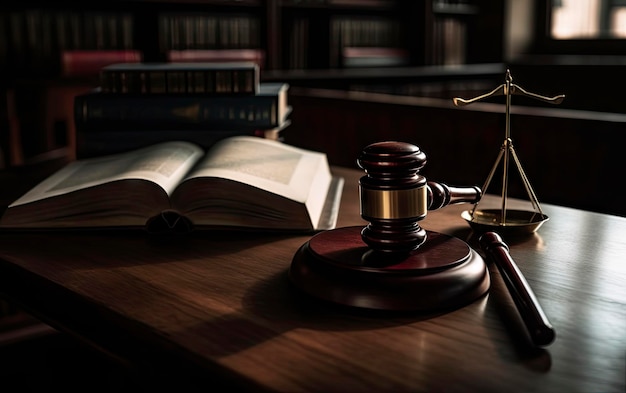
0, 0, 504, 77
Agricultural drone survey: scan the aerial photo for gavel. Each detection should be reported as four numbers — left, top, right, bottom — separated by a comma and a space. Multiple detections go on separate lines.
358, 141, 480, 255
289, 140, 490, 311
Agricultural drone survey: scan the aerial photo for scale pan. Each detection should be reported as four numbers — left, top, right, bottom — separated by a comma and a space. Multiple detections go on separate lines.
462, 209, 549, 235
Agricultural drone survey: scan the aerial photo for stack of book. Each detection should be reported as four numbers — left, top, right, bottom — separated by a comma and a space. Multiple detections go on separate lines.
74, 61, 291, 158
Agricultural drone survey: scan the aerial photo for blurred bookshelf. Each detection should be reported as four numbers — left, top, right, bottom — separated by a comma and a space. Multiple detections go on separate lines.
0, 0, 506, 167
0, 1, 504, 75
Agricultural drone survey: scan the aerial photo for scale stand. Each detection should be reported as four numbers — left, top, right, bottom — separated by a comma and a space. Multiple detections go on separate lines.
454, 70, 565, 235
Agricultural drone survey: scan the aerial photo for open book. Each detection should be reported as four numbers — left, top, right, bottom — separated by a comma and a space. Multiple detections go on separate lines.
0, 137, 344, 233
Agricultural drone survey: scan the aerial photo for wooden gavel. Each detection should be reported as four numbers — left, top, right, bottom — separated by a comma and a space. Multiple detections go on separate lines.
358, 141, 480, 254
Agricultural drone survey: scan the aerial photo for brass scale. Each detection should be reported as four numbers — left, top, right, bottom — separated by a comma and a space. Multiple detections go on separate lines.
458, 69, 565, 233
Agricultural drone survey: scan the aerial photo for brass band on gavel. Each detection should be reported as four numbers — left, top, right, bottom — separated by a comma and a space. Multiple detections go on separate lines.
360, 184, 428, 220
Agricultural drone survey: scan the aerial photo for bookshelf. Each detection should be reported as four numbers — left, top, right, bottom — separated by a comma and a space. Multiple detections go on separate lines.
0, 1, 504, 76
0, 0, 506, 167
278, 0, 504, 70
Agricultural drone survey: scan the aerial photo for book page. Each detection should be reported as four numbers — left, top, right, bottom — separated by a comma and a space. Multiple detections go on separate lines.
184, 136, 330, 203
9, 141, 204, 207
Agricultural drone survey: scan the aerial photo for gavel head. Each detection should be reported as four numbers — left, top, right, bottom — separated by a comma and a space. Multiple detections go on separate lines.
357, 141, 482, 256
357, 141, 429, 255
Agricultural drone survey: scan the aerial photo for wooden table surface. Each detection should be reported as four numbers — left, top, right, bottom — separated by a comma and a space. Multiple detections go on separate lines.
0, 165, 624, 392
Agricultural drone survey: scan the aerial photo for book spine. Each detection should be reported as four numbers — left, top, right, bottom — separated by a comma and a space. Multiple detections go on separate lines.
4, 9, 136, 77
61, 49, 143, 77
166, 49, 265, 69
76, 128, 282, 158
74, 94, 281, 131
100, 64, 259, 95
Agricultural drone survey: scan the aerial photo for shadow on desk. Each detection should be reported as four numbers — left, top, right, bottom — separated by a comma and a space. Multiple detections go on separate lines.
0, 312, 250, 393
0, 320, 138, 393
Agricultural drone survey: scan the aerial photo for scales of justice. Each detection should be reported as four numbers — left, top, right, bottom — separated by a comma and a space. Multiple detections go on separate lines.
289, 70, 558, 346
455, 69, 565, 234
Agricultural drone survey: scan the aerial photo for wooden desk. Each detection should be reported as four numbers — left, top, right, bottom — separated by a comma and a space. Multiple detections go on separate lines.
0, 165, 625, 392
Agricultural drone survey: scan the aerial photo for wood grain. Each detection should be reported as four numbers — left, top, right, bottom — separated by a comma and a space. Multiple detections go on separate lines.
0, 166, 624, 392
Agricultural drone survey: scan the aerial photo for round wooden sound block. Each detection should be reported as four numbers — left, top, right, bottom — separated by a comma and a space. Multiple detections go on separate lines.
289, 226, 490, 312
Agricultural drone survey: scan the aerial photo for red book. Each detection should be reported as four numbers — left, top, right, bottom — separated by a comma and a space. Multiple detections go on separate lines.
342, 47, 409, 67
167, 49, 265, 69
61, 50, 143, 77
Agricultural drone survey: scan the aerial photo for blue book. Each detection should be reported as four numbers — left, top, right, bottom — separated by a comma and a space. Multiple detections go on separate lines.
74, 82, 291, 132
76, 121, 290, 158
99, 61, 260, 95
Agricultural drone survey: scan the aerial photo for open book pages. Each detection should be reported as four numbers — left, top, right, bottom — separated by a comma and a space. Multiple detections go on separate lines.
1, 137, 342, 232
8, 141, 205, 207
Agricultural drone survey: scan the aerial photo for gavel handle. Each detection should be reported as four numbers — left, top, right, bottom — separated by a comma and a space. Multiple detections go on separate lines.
427, 181, 481, 210
479, 232, 556, 347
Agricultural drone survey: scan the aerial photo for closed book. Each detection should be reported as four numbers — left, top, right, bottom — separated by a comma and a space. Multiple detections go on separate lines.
166, 49, 265, 69
76, 120, 290, 158
100, 61, 260, 95
342, 47, 409, 68
74, 82, 291, 132
61, 50, 143, 77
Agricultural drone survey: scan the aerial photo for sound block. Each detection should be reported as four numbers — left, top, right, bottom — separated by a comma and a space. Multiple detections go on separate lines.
289, 226, 490, 312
